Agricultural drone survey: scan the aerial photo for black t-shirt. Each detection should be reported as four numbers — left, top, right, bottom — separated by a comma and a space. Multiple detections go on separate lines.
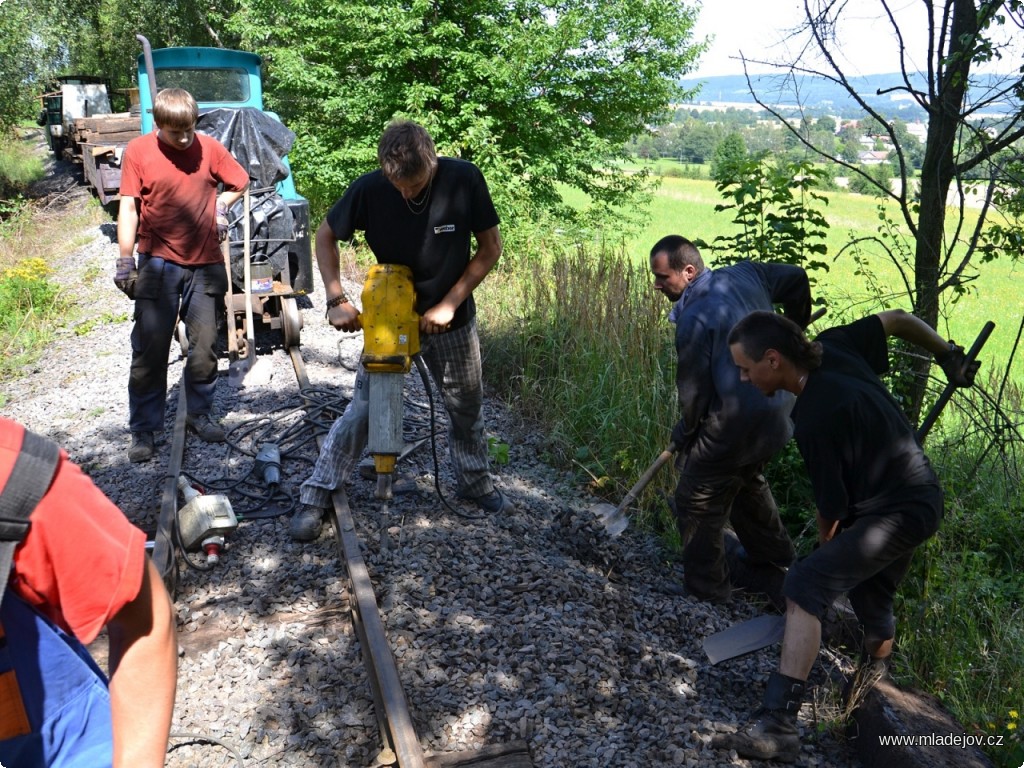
792, 315, 938, 522
325, 157, 500, 329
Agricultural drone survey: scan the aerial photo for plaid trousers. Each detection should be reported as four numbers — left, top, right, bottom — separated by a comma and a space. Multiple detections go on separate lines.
299, 318, 493, 508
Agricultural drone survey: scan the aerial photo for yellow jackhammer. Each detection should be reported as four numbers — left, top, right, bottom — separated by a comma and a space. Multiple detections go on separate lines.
359, 264, 419, 501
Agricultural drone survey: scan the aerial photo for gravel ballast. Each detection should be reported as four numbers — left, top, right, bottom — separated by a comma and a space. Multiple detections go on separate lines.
2, 158, 863, 767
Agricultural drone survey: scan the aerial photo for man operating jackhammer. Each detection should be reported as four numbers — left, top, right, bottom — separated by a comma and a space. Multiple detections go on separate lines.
290, 120, 508, 541
716, 308, 978, 762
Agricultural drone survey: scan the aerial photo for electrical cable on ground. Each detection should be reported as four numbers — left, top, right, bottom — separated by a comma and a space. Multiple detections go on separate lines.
167, 731, 245, 767
413, 353, 486, 521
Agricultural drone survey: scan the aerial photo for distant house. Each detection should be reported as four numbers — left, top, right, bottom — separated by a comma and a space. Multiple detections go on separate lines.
906, 121, 928, 142
858, 150, 891, 165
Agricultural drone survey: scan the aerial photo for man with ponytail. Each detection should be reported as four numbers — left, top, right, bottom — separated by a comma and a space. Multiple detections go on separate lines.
715, 309, 977, 762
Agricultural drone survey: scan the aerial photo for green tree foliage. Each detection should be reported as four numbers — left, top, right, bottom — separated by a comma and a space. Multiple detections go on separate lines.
0, 0, 237, 126
847, 162, 893, 196
837, 121, 864, 163
709, 131, 747, 182
698, 151, 831, 275
0, 1, 43, 129
228, 0, 706, 228
675, 120, 723, 163
888, 117, 924, 170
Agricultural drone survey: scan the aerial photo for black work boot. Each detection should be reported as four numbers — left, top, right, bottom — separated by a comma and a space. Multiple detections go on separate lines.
186, 413, 226, 442
129, 431, 155, 463
712, 671, 805, 763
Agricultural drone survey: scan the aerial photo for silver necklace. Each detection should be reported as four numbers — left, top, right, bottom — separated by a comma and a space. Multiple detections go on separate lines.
405, 178, 433, 215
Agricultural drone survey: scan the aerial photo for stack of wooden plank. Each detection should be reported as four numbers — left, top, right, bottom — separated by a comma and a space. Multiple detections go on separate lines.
70, 113, 141, 150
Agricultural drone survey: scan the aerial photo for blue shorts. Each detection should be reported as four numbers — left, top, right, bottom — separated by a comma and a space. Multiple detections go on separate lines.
0, 593, 113, 767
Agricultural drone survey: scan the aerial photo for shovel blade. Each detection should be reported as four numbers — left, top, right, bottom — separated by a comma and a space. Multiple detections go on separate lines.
590, 502, 628, 537
227, 339, 272, 387
703, 614, 786, 665
604, 512, 629, 538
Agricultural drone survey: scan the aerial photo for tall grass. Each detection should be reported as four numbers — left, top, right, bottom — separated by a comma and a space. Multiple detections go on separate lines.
0, 130, 45, 198
0, 129, 98, 388
897, 381, 1024, 767
479, 241, 681, 534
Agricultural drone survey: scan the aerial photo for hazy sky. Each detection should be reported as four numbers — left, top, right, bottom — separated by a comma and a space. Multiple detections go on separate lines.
688, 0, 994, 79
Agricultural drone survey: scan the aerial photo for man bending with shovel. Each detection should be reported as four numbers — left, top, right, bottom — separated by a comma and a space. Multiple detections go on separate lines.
650, 236, 811, 606
717, 309, 977, 762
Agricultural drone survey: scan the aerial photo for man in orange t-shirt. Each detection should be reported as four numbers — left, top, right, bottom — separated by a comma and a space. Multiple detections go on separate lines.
0, 417, 177, 767
116, 88, 249, 462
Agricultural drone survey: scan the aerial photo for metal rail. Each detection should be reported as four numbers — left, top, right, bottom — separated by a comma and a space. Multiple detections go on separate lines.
155, 343, 527, 766
288, 345, 426, 767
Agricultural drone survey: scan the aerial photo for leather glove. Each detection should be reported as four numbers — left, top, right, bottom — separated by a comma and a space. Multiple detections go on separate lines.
216, 200, 230, 242
670, 419, 691, 454
113, 256, 138, 299
935, 340, 979, 388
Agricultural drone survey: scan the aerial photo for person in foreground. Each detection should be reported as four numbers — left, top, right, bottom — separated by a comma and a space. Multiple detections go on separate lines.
0, 417, 177, 767
650, 236, 811, 606
290, 120, 507, 541
115, 87, 249, 463
715, 309, 977, 762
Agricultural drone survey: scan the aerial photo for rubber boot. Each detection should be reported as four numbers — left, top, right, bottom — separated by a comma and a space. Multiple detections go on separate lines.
712, 671, 805, 763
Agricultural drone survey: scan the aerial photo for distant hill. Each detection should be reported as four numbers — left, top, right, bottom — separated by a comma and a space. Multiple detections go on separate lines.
678, 73, 1016, 119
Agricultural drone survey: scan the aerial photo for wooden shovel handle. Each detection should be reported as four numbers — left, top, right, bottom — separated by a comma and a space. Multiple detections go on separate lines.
221, 238, 239, 357
617, 443, 676, 513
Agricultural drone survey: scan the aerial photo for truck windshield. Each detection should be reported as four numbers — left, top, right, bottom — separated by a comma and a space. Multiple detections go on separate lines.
154, 68, 250, 104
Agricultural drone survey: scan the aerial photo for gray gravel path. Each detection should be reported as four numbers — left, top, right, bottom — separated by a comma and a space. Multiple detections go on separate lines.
1, 152, 861, 767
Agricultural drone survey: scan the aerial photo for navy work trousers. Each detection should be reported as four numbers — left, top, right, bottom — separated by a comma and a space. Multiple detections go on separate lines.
674, 459, 795, 602
128, 254, 226, 433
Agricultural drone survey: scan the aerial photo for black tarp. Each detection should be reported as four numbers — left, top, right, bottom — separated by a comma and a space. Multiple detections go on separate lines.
197, 107, 296, 288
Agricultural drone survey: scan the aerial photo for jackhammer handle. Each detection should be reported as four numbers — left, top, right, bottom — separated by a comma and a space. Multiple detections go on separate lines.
917, 320, 995, 443
617, 443, 677, 513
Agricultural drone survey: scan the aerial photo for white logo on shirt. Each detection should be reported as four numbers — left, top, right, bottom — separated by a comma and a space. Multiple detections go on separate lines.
433, 224, 455, 234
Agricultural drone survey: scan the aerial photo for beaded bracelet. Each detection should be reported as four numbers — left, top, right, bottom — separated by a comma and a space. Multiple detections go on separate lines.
325, 294, 349, 317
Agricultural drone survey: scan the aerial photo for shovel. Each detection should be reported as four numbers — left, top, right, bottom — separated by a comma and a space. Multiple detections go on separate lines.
228, 187, 274, 386
702, 319, 995, 665
591, 443, 676, 537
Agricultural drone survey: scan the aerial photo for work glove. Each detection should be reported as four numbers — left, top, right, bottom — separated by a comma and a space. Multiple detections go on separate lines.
113, 256, 138, 299
216, 200, 230, 242
935, 340, 979, 388
670, 419, 692, 455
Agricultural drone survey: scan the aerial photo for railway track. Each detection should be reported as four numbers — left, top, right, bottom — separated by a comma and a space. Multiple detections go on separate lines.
152, 338, 532, 768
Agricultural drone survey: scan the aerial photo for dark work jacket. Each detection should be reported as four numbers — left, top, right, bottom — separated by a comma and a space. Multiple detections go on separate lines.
674, 260, 810, 471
